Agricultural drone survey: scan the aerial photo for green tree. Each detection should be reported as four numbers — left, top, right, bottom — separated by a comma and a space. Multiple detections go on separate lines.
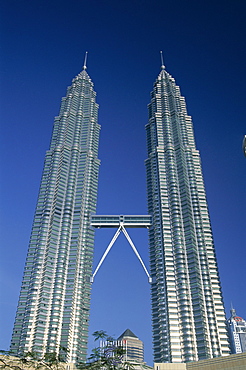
0, 349, 66, 370
77, 331, 133, 370
92, 331, 107, 342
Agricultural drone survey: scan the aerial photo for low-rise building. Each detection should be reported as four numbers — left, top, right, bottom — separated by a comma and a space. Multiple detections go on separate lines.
155, 351, 246, 370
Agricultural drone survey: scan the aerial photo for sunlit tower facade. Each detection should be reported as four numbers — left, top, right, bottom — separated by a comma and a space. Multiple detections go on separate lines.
10, 61, 100, 364
145, 60, 230, 363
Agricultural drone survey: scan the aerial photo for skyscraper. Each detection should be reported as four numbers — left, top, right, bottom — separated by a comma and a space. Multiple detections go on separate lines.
145, 59, 230, 363
10, 60, 101, 364
227, 307, 246, 354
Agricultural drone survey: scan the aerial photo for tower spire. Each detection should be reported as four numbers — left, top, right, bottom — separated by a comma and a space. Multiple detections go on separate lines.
83, 51, 88, 70
230, 302, 236, 317
160, 51, 165, 69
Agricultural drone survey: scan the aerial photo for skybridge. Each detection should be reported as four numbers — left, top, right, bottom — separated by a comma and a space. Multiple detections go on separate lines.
90, 215, 152, 284
91, 214, 152, 228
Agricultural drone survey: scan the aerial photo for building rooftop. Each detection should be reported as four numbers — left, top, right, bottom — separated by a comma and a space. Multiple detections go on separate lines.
118, 329, 138, 340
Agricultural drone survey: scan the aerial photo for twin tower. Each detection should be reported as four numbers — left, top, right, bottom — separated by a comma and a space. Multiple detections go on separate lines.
10, 57, 230, 364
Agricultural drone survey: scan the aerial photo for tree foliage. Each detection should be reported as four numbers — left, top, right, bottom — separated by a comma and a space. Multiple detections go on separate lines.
0, 331, 137, 370
77, 331, 133, 370
0, 349, 67, 370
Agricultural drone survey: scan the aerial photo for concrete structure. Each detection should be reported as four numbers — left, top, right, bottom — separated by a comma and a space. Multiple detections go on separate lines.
10, 59, 101, 364
146, 58, 230, 362
155, 351, 246, 369
227, 308, 246, 353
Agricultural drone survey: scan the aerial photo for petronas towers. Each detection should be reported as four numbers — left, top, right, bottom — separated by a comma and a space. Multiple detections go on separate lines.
10, 57, 230, 364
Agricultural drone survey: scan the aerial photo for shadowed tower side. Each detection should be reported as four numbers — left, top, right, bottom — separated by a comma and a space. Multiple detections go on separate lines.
10, 58, 101, 364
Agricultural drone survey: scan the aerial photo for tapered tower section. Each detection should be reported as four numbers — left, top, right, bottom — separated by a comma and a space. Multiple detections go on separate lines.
146, 63, 230, 363
10, 64, 100, 364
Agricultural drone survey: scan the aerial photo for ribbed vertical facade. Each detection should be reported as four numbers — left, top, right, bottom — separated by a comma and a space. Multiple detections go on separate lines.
10, 67, 100, 364
146, 66, 230, 363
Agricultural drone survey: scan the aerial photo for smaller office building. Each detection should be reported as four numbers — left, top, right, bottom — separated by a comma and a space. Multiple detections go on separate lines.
118, 329, 144, 363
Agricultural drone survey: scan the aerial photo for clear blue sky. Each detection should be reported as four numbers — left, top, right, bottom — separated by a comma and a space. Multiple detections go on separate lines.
0, 0, 245, 365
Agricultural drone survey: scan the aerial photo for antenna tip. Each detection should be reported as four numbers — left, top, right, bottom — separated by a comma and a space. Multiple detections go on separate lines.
83, 51, 88, 70
160, 51, 165, 69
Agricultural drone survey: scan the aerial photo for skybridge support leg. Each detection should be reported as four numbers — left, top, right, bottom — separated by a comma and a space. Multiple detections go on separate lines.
121, 226, 152, 284
90, 226, 122, 283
